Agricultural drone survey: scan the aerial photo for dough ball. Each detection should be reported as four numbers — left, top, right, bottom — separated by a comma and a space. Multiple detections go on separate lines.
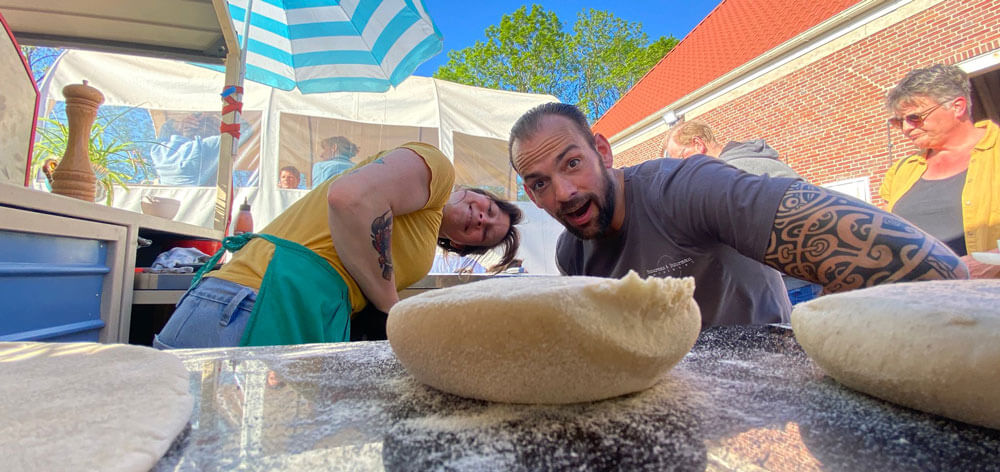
387, 271, 700, 404
0, 342, 194, 471
791, 280, 1000, 429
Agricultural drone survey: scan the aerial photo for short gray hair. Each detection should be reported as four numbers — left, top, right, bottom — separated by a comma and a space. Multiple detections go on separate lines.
667, 120, 719, 147
886, 64, 972, 117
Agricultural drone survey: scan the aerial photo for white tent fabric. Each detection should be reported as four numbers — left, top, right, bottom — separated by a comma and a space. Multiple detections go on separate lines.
40, 50, 564, 274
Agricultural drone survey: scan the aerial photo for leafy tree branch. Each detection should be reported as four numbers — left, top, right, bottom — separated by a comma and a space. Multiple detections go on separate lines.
434, 5, 678, 122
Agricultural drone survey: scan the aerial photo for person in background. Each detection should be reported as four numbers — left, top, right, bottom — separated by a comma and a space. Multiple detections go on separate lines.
662, 119, 803, 179
880, 64, 1000, 278
40, 158, 58, 190
278, 165, 302, 189
664, 119, 816, 302
312, 136, 359, 188
509, 103, 967, 329
150, 112, 223, 186
155, 143, 523, 348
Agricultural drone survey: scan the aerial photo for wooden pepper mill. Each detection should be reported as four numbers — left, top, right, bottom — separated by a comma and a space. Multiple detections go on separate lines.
51, 80, 104, 202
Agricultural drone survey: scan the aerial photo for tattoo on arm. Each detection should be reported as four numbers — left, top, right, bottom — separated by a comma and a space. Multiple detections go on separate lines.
763, 181, 967, 291
371, 210, 393, 281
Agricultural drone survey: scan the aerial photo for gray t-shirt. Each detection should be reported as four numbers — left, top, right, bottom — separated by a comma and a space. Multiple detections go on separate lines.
556, 155, 796, 328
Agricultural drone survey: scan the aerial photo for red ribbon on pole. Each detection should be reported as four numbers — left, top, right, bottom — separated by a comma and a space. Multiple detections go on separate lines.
220, 86, 244, 138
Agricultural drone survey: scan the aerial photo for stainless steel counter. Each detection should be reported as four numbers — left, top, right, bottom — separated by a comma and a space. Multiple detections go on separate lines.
154, 325, 1000, 471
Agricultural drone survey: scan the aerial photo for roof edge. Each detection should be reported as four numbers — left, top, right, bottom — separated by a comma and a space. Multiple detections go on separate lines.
605, 0, 896, 145
593, 0, 730, 128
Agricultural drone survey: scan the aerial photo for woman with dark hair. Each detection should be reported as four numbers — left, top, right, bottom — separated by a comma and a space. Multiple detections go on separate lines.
155, 142, 522, 347
438, 187, 522, 272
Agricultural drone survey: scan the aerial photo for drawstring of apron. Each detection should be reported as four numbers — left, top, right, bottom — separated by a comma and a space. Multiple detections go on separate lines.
189, 232, 257, 289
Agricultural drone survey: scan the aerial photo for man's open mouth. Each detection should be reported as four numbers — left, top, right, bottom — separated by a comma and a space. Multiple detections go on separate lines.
560, 198, 593, 226
565, 202, 589, 219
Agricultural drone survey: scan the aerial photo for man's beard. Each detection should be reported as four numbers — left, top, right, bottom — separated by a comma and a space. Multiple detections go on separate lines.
560, 167, 616, 240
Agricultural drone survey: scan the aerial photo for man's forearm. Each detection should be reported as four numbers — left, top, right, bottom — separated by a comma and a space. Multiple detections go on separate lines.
762, 181, 969, 291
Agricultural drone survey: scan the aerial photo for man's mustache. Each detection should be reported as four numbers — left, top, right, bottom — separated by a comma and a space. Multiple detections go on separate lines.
558, 194, 594, 217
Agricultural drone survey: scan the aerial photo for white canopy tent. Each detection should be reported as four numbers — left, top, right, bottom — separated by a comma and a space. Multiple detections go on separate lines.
39, 49, 565, 274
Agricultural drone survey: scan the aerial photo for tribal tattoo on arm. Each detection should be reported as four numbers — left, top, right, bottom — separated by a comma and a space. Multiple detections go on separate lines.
763, 181, 968, 292
370, 210, 393, 281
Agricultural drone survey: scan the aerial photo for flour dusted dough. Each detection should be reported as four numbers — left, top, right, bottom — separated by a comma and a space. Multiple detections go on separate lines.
0, 342, 194, 471
792, 280, 1000, 429
387, 271, 700, 404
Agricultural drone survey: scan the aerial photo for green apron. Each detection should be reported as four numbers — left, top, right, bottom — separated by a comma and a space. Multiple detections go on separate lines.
191, 232, 351, 346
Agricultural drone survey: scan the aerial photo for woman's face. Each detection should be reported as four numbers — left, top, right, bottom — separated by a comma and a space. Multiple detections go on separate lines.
892, 96, 959, 150
440, 190, 511, 249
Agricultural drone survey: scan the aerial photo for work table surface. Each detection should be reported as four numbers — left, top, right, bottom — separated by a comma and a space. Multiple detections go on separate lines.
154, 325, 1000, 471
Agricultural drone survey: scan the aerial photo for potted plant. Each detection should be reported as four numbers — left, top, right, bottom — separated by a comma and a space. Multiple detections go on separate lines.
32, 107, 155, 205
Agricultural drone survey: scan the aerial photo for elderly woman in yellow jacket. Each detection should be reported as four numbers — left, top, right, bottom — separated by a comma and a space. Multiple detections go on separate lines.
880, 64, 1000, 278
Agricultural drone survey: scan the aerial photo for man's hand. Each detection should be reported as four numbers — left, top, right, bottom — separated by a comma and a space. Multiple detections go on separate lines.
762, 181, 969, 291
962, 250, 1000, 279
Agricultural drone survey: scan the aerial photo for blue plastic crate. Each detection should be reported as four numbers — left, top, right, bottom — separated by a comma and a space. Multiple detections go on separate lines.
0, 230, 108, 342
787, 283, 822, 305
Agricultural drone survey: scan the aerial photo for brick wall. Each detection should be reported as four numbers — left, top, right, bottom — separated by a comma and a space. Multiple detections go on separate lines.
612, 0, 1000, 207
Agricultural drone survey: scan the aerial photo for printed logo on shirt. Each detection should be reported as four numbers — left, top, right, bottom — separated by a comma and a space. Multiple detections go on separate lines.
646, 256, 694, 277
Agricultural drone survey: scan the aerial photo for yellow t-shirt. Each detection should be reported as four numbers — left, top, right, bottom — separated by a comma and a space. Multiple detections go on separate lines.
879, 120, 1000, 254
211, 142, 455, 312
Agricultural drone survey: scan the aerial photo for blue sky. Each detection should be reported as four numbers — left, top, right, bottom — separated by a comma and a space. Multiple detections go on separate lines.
414, 0, 722, 77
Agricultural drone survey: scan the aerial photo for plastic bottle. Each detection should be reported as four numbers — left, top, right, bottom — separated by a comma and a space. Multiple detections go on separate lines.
235, 198, 254, 235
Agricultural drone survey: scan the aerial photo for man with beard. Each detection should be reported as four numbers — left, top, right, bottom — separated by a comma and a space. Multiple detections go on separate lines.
509, 103, 968, 328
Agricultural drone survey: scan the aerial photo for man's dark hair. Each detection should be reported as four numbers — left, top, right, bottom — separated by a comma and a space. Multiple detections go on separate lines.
508, 102, 595, 169
437, 187, 523, 272
279, 165, 300, 175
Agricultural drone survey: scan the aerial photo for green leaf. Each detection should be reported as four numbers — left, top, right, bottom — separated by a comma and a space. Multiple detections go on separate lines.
433, 6, 678, 122
31, 106, 155, 205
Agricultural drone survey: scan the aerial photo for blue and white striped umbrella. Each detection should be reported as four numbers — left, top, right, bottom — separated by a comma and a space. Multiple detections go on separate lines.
226, 0, 443, 94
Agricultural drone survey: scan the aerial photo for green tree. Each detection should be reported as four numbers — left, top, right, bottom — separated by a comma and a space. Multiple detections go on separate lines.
570, 9, 678, 120
434, 5, 677, 122
435, 5, 571, 97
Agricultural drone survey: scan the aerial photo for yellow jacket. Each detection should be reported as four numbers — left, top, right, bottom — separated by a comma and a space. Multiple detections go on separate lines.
879, 120, 1000, 254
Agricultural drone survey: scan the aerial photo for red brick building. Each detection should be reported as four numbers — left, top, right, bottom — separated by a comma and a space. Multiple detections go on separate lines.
594, 0, 1000, 206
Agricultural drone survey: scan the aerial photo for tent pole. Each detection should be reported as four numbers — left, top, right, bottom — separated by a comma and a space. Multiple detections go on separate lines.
211, 0, 253, 234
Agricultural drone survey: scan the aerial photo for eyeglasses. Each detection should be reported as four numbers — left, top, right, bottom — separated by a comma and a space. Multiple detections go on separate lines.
887, 102, 944, 129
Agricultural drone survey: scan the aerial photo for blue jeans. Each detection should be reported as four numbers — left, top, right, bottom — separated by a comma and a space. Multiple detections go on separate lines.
154, 277, 257, 349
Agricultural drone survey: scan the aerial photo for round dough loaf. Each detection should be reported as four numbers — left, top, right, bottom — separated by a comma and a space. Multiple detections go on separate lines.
0, 342, 194, 471
387, 271, 700, 404
791, 280, 1000, 429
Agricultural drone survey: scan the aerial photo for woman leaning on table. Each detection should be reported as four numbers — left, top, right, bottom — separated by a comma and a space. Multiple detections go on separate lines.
155, 142, 522, 348
880, 64, 1000, 278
